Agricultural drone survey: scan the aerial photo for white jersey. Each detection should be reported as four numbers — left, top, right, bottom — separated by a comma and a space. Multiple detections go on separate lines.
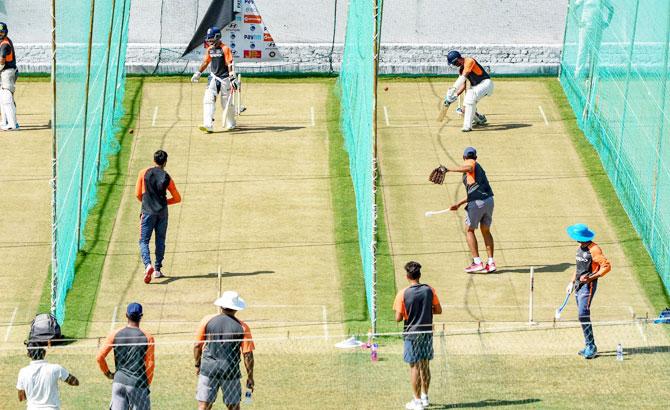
16, 360, 70, 409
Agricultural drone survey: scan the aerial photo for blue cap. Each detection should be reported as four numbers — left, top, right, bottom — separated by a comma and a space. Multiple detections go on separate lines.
463, 146, 477, 159
566, 224, 595, 242
126, 303, 143, 319
447, 50, 462, 66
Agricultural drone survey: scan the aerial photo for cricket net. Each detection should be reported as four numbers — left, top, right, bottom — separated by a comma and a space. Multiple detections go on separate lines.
1, 322, 669, 408
339, 0, 384, 331
51, 0, 131, 323
560, 0, 670, 294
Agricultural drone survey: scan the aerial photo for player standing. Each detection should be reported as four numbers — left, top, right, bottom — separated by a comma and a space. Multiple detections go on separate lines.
443, 50, 493, 132
191, 26, 239, 133
0, 22, 19, 131
565, 224, 611, 359
429, 147, 496, 273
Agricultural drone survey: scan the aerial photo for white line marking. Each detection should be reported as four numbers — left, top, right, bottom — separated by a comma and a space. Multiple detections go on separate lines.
110, 306, 118, 332
4, 307, 17, 342
628, 306, 647, 342
383, 106, 390, 126
538, 105, 549, 126
322, 305, 329, 340
310, 106, 315, 127
152, 106, 158, 127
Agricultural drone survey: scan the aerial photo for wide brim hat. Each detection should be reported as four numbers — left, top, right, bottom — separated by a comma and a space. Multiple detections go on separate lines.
566, 223, 595, 242
214, 291, 246, 311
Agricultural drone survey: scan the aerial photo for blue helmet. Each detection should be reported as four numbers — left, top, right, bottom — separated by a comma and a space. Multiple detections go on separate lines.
205, 26, 221, 42
0, 22, 8, 35
447, 50, 462, 66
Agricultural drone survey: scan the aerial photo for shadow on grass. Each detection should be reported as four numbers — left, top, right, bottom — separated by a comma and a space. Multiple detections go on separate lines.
153, 270, 274, 284
495, 262, 574, 274
432, 398, 541, 409
470, 123, 533, 132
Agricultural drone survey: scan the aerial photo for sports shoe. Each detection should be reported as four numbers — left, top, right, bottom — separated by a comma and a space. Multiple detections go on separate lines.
153, 270, 164, 279
1, 124, 19, 131
420, 393, 429, 407
485, 261, 497, 273
461, 127, 472, 132
577, 348, 586, 357
455, 107, 464, 116
583, 345, 597, 359
143, 264, 154, 284
198, 125, 213, 133
474, 113, 487, 125
465, 262, 485, 273
405, 398, 424, 410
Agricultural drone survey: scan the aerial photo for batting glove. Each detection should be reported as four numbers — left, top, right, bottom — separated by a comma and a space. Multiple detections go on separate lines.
229, 74, 240, 90
191, 71, 202, 83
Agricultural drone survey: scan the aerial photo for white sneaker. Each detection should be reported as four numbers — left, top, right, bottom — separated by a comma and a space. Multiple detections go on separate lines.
1, 124, 19, 131
461, 127, 472, 132
405, 398, 424, 410
198, 125, 213, 133
153, 270, 164, 279
420, 393, 429, 407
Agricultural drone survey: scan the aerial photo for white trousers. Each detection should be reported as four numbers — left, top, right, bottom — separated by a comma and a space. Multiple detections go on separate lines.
203, 75, 235, 129
464, 79, 493, 129
0, 68, 17, 128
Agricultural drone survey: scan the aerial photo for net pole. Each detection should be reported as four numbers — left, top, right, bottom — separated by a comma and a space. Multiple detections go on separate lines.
111, 0, 128, 120
613, 0, 640, 186
76, 0, 96, 250
371, 0, 382, 336
50, 0, 58, 317
95, 0, 117, 181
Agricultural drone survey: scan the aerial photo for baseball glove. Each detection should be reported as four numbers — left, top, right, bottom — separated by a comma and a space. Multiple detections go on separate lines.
428, 165, 448, 184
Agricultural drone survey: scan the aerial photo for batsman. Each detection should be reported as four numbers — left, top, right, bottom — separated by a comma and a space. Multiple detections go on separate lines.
565, 224, 611, 359
443, 50, 493, 132
191, 26, 239, 133
0, 22, 18, 131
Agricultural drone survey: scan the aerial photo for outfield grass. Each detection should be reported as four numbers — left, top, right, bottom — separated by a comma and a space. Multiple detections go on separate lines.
37, 78, 144, 338
546, 79, 670, 313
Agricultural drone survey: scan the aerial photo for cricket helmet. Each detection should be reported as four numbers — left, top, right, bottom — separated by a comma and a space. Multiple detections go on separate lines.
205, 26, 222, 43
447, 50, 462, 66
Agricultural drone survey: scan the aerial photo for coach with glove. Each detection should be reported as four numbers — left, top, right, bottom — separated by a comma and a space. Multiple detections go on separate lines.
429, 147, 496, 273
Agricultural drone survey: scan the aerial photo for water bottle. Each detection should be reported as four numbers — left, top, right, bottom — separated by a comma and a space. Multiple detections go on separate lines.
243, 389, 253, 404
371, 343, 379, 362
616, 343, 624, 361
366, 330, 372, 349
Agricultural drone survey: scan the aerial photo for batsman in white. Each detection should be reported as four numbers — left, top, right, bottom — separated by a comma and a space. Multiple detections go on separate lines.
191, 26, 239, 133
444, 50, 493, 132
0, 22, 19, 131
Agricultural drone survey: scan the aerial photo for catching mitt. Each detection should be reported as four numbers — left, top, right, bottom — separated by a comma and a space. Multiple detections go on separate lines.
429, 165, 448, 184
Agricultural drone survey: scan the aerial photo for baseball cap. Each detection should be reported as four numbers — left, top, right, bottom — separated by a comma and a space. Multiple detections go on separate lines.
463, 147, 477, 159
126, 302, 143, 319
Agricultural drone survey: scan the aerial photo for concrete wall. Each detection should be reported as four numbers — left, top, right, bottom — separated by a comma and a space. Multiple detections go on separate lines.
0, 0, 568, 74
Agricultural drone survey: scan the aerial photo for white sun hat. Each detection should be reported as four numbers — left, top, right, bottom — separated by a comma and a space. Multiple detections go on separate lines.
214, 291, 247, 311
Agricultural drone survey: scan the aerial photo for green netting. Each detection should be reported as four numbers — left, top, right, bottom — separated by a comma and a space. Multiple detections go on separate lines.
339, 0, 383, 328
560, 0, 670, 293
53, 0, 131, 323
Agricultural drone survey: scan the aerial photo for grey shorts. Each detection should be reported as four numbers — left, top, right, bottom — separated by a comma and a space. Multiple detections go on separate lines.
403, 334, 434, 364
196, 374, 241, 405
110, 382, 150, 410
465, 197, 494, 229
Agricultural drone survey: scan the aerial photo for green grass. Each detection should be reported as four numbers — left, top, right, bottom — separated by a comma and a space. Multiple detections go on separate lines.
37, 78, 144, 337
546, 79, 670, 312
326, 81, 398, 334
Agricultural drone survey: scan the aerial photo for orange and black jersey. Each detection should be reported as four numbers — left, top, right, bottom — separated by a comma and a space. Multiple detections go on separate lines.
205, 43, 234, 79
393, 284, 441, 338
135, 167, 181, 216
575, 242, 611, 285
0, 37, 16, 69
97, 326, 155, 387
460, 57, 489, 86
